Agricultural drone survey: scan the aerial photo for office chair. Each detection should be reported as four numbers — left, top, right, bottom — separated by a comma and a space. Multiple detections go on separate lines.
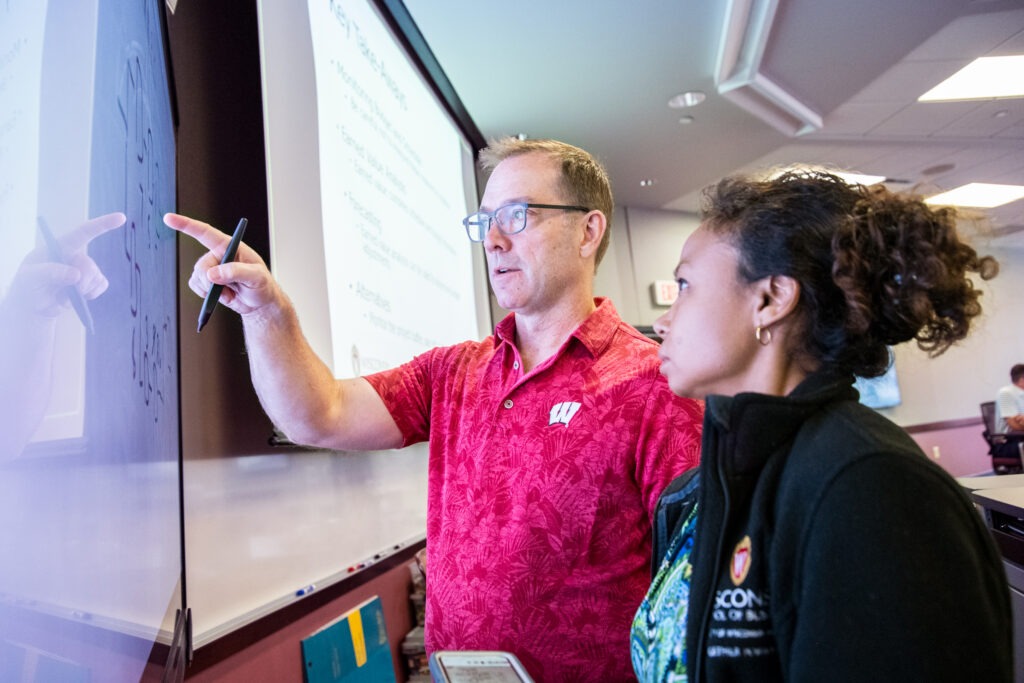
980, 401, 1024, 474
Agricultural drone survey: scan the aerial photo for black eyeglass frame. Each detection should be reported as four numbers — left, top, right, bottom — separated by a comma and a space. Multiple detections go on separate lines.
462, 202, 591, 242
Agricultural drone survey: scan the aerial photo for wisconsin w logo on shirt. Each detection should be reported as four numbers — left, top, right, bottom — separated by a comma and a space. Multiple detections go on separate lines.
549, 401, 582, 427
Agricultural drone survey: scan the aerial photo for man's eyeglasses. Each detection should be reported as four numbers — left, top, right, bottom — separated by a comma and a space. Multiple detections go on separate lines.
462, 202, 590, 242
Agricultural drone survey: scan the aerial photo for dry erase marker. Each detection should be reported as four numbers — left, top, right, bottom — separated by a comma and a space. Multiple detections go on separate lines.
295, 584, 316, 597
37, 217, 95, 334
197, 217, 247, 332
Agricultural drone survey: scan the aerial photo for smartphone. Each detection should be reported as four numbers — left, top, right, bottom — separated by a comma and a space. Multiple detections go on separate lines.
428, 651, 535, 683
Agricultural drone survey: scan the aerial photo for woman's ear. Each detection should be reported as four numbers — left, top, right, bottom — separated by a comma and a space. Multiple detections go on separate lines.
754, 274, 800, 327
579, 210, 607, 260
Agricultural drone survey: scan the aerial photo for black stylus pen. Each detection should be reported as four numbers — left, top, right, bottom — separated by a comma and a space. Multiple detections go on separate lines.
197, 217, 248, 332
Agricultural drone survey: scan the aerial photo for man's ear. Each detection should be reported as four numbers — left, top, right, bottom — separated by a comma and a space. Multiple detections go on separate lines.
579, 210, 607, 260
754, 274, 800, 327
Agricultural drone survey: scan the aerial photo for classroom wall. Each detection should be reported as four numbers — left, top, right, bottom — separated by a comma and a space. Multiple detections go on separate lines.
609, 206, 701, 327
907, 422, 992, 478
593, 206, 634, 320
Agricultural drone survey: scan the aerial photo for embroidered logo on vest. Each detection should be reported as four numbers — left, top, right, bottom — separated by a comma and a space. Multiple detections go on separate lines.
548, 401, 582, 427
730, 535, 752, 586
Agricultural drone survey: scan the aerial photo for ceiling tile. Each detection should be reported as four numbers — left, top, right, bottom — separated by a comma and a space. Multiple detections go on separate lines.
870, 101, 982, 136
865, 144, 966, 180
994, 117, 1024, 139
822, 102, 903, 134
983, 154, 1024, 180
917, 146, 1016, 183
994, 28, 1024, 53
850, 61, 966, 103
934, 100, 1024, 137
902, 8, 1024, 60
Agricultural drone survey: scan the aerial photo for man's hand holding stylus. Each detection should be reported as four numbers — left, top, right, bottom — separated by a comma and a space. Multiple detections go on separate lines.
162, 212, 396, 451
164, 213, 288, 318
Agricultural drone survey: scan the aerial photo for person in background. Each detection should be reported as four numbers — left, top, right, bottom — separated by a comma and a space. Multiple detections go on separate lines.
995, 363, 1024, 434
631, 170, 1011, 682
166, 137, 703, 682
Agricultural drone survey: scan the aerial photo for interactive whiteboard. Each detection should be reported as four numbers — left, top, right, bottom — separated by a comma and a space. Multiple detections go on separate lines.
0, 0, 181, 679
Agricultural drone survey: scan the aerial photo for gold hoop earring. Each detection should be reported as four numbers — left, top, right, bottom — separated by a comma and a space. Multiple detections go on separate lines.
755, 326, 772, 346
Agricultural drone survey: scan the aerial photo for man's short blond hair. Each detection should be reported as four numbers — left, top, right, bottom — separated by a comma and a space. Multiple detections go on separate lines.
478, 137, 613, 267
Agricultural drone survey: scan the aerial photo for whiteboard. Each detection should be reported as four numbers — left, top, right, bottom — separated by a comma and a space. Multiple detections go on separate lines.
184, 447, 428, 645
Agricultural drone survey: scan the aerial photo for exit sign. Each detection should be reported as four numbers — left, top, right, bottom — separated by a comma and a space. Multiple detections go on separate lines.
650, 280, 678, 307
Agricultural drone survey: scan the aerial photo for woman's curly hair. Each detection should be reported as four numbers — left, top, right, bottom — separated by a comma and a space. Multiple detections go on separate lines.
700, 170, 999, 377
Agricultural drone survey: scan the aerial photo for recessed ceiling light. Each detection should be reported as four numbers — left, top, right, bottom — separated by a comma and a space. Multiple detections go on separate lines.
668, 91, 706, 108
925, 183, 1024, 208
640, 179, 657, 187
919, 55, 1024, 101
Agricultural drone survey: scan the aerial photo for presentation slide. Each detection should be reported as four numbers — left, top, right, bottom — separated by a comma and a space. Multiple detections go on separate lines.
258, 0, 489, 379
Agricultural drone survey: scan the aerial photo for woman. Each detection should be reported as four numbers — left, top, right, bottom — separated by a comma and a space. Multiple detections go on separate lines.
631, 171, 1012, 682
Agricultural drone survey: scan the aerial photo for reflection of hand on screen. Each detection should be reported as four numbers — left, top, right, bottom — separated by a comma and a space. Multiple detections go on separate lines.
10, 212, 126, 318
0, 212, 125, 459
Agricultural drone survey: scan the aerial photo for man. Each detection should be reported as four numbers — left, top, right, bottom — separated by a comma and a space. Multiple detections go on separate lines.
996, 363, 1024, 434
166, 137, 703, 681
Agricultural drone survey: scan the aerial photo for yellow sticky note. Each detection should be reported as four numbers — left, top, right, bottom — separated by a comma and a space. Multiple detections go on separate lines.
347, 610, 367, 667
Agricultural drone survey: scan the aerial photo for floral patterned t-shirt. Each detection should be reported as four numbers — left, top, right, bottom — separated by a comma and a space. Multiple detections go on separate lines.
366, 299, 704, 682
